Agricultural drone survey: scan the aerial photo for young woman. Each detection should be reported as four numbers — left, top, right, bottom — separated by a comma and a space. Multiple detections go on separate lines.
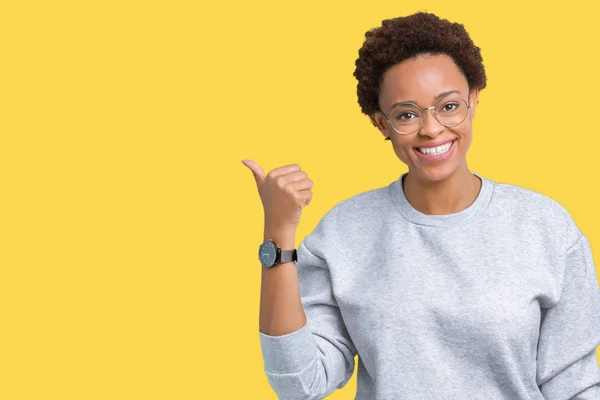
243, 12, 600, 399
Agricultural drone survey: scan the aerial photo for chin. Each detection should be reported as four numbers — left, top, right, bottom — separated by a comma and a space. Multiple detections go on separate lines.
410, 161, 462, 183
419, 169, 454, 182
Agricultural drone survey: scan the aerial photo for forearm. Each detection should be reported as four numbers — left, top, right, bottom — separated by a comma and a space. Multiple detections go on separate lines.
259, 227, 307, 336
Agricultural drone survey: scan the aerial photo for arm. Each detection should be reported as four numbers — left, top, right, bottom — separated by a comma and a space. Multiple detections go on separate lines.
258, 223, 357, 399
259, 227, 307, 337
536, 234, 600, 399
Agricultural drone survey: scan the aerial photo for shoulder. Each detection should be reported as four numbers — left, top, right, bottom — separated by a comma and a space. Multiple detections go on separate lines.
303, 183, 391, 252
491, 179, 563, 214
320, 183, 391, 226
489, 178, 582, 249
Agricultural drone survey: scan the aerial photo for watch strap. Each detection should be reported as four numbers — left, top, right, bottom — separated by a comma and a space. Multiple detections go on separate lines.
278, 249, 298, 264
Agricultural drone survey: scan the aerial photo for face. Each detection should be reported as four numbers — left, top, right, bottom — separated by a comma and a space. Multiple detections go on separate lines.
371, 53, 479, 183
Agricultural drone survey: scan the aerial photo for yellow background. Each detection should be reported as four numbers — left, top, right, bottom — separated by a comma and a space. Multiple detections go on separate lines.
1, 0, 599, 398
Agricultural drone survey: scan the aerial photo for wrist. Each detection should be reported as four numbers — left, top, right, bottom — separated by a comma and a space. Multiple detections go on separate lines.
263, 228, 296, 249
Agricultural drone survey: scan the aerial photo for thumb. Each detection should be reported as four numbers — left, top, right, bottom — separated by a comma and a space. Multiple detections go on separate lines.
241, 159, 266, 188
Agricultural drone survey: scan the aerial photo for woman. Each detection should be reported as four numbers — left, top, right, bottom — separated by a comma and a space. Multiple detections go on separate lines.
243, 12, 600, 399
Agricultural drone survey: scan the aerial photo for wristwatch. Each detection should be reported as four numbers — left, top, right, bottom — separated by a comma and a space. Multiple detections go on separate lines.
258, 239, 297, 268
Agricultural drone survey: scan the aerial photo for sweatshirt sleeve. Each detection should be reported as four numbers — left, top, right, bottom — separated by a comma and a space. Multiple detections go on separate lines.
258, 235, 357, 399
536, 234, 600, 400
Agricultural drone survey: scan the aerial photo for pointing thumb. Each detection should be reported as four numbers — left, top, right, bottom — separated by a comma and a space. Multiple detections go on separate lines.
241, 159, 266, 188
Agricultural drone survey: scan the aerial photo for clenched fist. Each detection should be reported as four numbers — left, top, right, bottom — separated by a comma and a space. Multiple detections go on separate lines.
241, 160, 313, 233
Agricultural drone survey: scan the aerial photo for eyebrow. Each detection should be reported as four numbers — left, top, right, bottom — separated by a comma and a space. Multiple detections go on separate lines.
390, 90, 461, 109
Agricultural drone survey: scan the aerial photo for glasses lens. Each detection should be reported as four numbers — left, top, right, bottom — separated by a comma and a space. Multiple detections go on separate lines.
389, 104, 421, 134
435, 96, 468, 127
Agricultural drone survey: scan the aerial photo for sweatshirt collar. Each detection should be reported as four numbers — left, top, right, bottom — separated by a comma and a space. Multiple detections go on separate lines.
390, 171, 493, 227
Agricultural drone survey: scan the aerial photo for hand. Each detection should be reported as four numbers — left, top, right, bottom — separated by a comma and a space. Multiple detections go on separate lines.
241, 160, 313, 232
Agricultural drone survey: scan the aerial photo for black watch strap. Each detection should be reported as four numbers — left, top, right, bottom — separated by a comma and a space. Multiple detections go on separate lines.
279, 249, 298, 264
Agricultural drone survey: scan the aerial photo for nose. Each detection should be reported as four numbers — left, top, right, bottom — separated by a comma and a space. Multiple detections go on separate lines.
418, 107, 444, 137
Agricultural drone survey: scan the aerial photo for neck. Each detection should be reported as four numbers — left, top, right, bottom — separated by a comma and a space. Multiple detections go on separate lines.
402, 165, 482, 215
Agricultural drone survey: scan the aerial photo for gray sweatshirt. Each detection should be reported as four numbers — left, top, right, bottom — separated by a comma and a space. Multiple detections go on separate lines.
258, 171, 600, 400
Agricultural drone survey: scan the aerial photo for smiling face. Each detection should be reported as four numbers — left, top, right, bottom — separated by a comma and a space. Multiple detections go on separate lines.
371, 53, 479, 183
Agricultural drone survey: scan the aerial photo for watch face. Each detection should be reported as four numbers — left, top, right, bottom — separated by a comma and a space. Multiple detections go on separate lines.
259, 240, 277, 267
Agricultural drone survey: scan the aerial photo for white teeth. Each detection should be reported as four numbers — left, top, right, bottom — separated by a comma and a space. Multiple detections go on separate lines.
418, 141, 453, 155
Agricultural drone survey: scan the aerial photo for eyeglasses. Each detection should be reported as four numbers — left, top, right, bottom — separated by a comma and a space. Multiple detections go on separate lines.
377, 94, 471, 135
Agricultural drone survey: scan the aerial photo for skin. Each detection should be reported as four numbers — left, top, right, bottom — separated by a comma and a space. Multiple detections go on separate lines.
371, 53, 483, 216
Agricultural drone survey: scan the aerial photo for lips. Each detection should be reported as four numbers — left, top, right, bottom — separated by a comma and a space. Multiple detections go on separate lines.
414, 139, 456, 149
413, 139, 457, 161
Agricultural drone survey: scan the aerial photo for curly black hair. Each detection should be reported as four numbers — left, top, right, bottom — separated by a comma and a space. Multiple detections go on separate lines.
353, 12, 487, 135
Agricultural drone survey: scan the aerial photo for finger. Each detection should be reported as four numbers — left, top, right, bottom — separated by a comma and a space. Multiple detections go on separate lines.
268, 163, 302, 180
241, 159, 266, 187
299, 191, 313, 207
287, 178, 313, 192
276, 170, 308, 185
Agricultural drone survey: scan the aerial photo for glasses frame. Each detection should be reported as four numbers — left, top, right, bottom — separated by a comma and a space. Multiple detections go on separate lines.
377, 96, 472, 135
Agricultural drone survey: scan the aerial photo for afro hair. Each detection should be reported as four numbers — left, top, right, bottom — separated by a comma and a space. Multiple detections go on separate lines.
353, 12, 487, 132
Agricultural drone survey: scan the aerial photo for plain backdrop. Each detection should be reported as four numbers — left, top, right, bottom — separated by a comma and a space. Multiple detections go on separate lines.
1, 1, 599, 399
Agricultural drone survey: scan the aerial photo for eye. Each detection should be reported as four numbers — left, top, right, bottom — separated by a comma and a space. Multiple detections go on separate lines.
440, 103, 459, 112
395, 112, 418, 121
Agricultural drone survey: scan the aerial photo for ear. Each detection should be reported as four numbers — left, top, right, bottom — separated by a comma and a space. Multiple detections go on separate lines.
370, 112, 391, 140
469, 88, 479, 120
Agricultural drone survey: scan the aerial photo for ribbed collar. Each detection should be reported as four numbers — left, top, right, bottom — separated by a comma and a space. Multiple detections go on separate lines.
389, 171, 493, 227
